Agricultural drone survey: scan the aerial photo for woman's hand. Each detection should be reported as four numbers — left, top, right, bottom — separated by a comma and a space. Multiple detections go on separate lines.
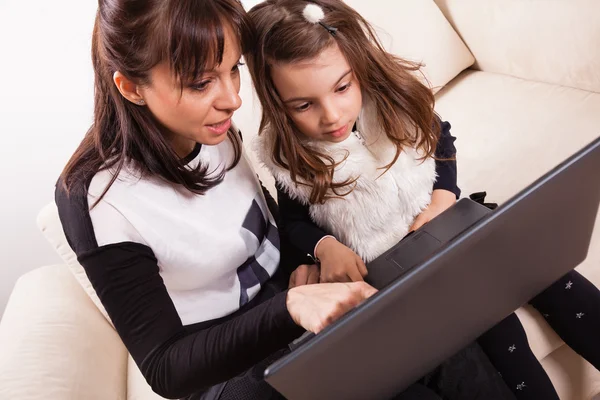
409, 189, 456, 231
315, 237, 367, 283
288, 264, 320, 288
286, 281, 378, 333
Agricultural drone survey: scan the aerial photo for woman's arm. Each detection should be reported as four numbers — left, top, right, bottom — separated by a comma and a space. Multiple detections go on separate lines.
77, 243, 303, 399
78, 242, 304, 398
55, 182, 304, 398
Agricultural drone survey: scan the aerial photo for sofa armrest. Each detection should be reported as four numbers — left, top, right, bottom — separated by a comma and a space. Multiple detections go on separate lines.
434, 0, 600, 93
0, 265, 128, 400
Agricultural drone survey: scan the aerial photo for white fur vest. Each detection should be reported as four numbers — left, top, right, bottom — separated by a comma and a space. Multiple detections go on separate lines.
254, 98, 437, 262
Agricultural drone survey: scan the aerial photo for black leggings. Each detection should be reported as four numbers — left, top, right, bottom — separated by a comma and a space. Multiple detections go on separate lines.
478, 270, 600, 399
209, 341, 514, 400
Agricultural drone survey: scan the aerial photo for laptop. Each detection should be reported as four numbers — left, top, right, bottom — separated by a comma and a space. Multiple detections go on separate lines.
264, 136, 600, 400
366, 196, 493, 290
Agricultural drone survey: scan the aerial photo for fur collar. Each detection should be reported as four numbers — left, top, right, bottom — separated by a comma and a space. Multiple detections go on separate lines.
253, 97, 436, 262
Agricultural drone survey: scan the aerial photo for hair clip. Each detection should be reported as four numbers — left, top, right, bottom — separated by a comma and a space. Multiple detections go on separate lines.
303, 4, 337, 36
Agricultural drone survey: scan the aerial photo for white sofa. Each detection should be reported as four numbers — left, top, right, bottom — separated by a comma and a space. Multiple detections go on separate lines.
1, 1, 599, 399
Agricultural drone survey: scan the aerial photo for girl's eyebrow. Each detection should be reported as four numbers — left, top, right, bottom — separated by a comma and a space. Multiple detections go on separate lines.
283, 69, 352, 104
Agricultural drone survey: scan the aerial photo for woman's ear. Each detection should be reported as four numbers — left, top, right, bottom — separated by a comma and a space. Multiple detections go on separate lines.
113, 71, 146, 106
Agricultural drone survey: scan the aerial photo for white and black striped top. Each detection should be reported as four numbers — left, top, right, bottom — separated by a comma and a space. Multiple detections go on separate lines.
55, 136, 304, 398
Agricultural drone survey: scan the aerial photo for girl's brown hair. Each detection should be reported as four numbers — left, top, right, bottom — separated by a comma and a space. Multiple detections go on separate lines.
245, 0, 440, 204
61, 0, 251, 201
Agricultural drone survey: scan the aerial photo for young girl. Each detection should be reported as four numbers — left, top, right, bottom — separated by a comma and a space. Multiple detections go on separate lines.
246, 0, 600, 398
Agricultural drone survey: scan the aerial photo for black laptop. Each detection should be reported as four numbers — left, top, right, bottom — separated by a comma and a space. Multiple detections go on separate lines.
264, 136, 600, 400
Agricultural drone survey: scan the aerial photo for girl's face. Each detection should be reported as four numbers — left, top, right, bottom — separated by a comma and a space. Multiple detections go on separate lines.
271, 43, 362, 143
139, 24, 243, 157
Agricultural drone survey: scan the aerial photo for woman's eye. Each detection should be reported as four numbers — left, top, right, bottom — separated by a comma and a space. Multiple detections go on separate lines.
191, 80, 211, 91
232, 61, 245, 73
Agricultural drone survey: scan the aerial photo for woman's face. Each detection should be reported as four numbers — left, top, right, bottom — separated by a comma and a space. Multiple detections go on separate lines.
139, 23, 243, 157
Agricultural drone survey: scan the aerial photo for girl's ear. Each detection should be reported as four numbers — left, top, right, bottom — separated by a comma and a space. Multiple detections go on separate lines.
113, 71, 146, 105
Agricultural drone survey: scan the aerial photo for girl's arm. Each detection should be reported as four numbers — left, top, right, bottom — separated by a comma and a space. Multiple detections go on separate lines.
265, 182, 315, 276
276, 181, 331, 260
276, 183, 367, 282
410, 120, 460, 231
433, 120, 460, 199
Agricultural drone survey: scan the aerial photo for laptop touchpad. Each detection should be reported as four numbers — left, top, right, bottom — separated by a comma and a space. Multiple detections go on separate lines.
386, 231, 442, 270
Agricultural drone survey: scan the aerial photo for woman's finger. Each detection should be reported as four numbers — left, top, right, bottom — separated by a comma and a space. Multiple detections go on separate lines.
297, 264, 312, 286
307, 265, 320, 285
352, 281, 378, 299
289, 270, 297, 288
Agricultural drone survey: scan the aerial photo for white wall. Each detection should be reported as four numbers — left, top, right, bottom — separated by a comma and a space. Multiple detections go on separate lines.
0, 0, 268, 315
0, 1, 98, 314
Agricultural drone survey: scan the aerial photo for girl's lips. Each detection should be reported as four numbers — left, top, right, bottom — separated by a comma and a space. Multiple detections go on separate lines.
327, 124, 348, 138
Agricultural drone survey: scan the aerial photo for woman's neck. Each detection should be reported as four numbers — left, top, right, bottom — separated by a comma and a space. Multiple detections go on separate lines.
170, 135, 198, 159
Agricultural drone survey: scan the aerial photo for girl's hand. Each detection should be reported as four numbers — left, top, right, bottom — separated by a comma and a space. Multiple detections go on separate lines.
286, 281, 378, 333
409, 189, 456, 231
315, 237, 367, 283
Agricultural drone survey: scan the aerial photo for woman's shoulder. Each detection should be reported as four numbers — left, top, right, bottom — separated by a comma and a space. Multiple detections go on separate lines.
55, 166, 149, 257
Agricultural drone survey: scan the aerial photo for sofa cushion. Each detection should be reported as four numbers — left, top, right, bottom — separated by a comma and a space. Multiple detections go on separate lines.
434, 69, 600, 359
127, 356, 166, 400
0, 265, 128, 400
35, 208, 168, 399
37, 202, 112, 323
434, 0, 600, 93
343, 0, 475, 94
540, 344, 600, 400
435, 70, 600, 205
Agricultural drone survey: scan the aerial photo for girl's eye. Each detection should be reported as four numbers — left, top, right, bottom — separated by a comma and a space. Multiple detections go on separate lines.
295, 102, 311, 112
191, 80, 211, 92
337, 82, 351, 93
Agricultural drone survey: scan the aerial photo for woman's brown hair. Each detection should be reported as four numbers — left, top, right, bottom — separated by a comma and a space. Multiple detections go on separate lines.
61, 0, 251, 201
245, 0, 440, 204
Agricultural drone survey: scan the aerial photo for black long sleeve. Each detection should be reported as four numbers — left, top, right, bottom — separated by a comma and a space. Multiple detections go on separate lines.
55, 178, 305, 399
76, 243, 304, 399
433, 120, 461, 198
262, 182, 314, 273
276, 182, 329, 259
